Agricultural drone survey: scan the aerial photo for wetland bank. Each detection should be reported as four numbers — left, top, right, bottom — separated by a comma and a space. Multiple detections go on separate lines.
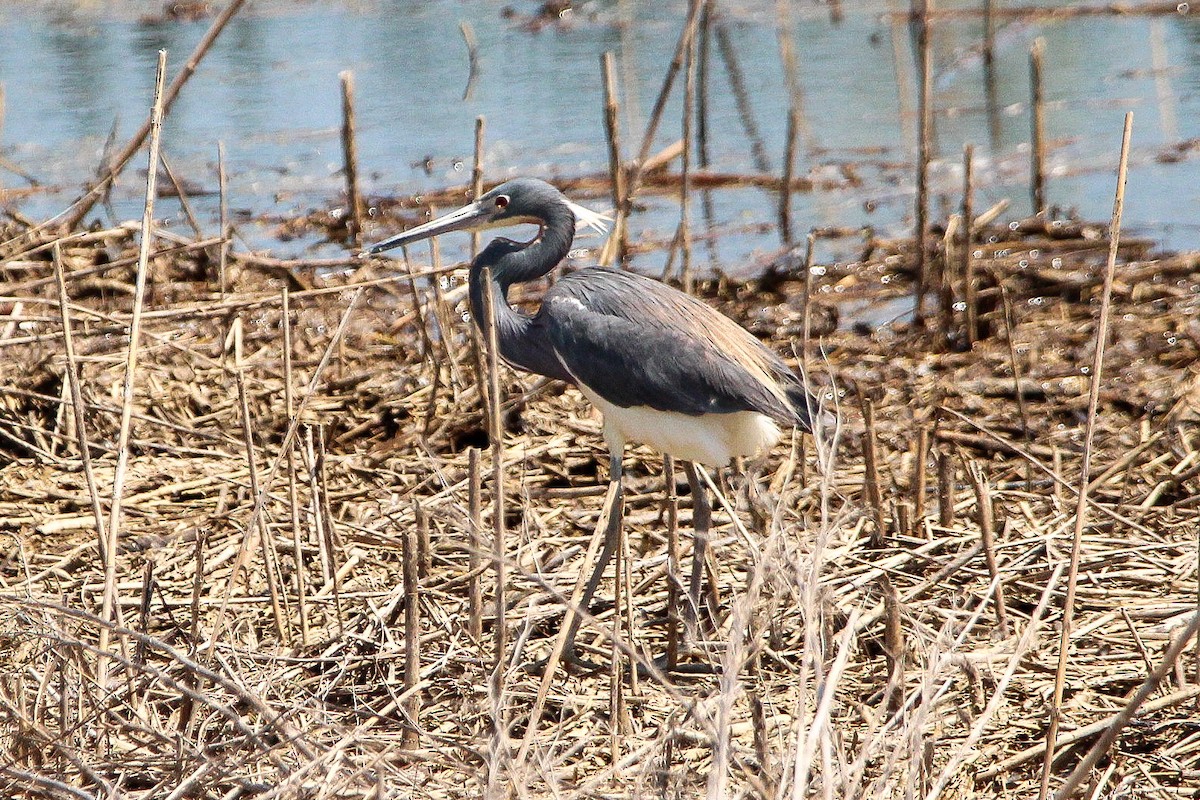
2, 1, 1200, 798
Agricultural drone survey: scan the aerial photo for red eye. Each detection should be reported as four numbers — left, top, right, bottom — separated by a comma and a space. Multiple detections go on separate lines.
495, 195, 509, 210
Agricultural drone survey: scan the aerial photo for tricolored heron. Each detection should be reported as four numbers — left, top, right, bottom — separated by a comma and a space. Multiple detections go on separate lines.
369, 178, 823, 665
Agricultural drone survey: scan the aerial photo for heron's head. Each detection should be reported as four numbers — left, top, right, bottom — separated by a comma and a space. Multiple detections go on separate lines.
367, 178, 607, 255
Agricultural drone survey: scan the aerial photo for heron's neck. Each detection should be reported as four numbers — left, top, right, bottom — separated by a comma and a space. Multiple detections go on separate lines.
467, 207, 575, 382
489, 205, 575, 288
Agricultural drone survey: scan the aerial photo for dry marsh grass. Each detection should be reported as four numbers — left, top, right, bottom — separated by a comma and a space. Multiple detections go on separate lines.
1, 206, 1199, 799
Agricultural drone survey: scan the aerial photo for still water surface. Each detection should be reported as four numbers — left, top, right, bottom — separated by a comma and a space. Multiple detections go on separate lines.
2, 0, 1198, 272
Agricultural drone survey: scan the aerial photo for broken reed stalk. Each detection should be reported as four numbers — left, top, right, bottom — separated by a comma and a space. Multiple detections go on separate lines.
937, 444, 954, 530
417, 298, 446, 438
880, 574, 905, 714
1030, 37, 1047, 216
281, 287, 309, 645
402, 521, 421, 750
793, 609, 860, 796
339, 70, 365, 243
158, 152, 203, 238
415, 503, 431, 579
471, 116, 486, 257
925, 561, 1067, 795
967, 460, 1009, 635
600, 53, 627, 267
235, 368, 288, 643
480, 267, 507, 676
98, 50, 168, 675
979, 684, 1199, 783
60, 0, 246, 233
53, 241, 134, 673
1036, 111, 1132, 800
913, 0, 933, 325
679, 0, 700, 294
1118, 607, 1156, 677
912, 424, 929, 532
860, 396, 887, 545
468, 447, 484, 643
962, 144, 978, 344
218, 141, 229, 300
467, 318, 490, 424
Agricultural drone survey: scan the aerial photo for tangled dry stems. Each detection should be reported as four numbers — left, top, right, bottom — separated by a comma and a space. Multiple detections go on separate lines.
0, 210, 1199, 798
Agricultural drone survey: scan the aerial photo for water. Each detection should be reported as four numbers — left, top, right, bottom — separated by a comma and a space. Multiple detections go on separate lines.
2, 0, 1199, 272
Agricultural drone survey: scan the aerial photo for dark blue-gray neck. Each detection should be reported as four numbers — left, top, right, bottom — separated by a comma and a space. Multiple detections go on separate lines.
468, 201, 575, 382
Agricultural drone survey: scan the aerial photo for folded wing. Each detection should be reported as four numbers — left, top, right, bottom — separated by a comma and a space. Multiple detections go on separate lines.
538, 268, 816, 431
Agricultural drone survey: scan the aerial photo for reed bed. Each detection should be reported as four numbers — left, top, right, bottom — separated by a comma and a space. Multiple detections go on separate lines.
2, 2, 1200, 797
1, 188, 1199, 797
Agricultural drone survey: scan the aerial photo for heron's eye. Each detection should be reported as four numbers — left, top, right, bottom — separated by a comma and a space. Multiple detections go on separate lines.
495, 195, 510, 211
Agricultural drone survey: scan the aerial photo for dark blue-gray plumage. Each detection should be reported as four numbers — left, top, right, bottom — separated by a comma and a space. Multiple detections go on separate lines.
369, 177, 823, 668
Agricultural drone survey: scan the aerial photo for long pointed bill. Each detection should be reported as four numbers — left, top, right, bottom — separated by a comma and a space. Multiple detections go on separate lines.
367, 200, 491, 255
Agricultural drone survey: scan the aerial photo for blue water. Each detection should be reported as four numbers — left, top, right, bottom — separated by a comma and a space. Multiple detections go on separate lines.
2, 1, 1199, 271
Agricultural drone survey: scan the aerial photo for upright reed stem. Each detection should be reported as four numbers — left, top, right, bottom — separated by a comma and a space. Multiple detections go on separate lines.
339, 70, 365, 243
913, 0, 934, 325
1037, 112, 1132, 800
480, 267, 507, 678
601, 53, 627, 266
1030, 38, 1047, 217
98, 50, 168, 676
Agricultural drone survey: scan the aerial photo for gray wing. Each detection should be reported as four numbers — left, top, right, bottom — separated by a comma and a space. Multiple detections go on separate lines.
537, 268, 814, 429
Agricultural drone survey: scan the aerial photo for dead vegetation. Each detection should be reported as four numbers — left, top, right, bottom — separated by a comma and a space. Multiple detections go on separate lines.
1, 189, 1199, 798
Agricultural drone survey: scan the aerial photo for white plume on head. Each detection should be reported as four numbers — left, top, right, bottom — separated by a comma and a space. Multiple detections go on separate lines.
565, 198, 611, 237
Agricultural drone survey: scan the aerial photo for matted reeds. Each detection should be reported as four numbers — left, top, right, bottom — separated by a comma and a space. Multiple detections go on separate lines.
2, 171, 1199, 796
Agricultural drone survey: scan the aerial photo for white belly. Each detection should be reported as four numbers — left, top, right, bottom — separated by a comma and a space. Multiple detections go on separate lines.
577, 384, 783, 466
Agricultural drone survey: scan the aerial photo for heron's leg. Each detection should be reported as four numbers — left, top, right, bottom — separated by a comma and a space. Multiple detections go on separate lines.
561, 447, 624, 662
682, 461, 712, 636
